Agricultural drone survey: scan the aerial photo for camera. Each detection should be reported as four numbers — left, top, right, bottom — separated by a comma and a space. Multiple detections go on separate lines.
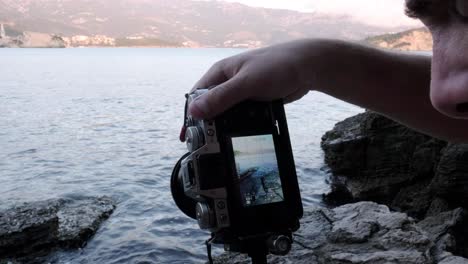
171, 89, 303, 263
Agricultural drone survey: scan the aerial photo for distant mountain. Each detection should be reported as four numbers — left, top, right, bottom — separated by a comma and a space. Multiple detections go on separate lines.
364, 28, 433, 51
0, 0, 416, 47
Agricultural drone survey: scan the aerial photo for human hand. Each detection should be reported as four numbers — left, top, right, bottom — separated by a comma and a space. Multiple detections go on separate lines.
189, 40, 313, 119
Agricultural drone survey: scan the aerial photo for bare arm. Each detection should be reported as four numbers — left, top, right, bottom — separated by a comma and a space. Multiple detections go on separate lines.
302, 39, 468, 142
190, 39, 468, 142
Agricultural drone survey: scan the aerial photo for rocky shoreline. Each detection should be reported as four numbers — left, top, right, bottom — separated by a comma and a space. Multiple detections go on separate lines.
320, 111, 468, 261
0, 196, 115, 263
215, 202, 467, 264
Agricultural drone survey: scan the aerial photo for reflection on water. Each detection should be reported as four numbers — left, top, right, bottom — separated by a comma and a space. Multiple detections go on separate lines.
0, 48, 363, 263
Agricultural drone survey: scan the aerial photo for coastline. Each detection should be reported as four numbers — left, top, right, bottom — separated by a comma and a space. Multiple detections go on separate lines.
0, 46, 248, 49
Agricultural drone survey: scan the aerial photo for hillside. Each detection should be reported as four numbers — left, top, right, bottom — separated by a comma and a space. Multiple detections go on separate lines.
364, 28, 433, 51
0, 0, 415, 48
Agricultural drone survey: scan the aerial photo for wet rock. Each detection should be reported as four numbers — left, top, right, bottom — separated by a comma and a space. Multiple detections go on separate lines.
0, 200, 60, 258
214, 202, 468, 264
0, 196, 115, 261
57, 196, 115, 247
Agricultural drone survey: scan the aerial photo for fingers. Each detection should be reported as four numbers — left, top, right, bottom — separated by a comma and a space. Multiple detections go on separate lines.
191, 61, 229, 92
284, 88, 309, 104
189, 75, 250, 119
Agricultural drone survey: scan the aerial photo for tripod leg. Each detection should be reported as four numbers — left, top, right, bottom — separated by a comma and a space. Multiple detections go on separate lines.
249, 252, 267, 264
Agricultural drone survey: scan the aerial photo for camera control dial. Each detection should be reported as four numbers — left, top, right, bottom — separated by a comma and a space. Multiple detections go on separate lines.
196, 202, 215, 230
186, 126, 205, 152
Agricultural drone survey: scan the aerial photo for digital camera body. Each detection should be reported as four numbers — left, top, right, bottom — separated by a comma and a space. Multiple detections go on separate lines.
172, 89, 303, 260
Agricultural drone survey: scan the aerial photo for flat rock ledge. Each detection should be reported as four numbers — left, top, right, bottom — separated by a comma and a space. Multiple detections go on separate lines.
0, 196, 115, 262
214, 202, 468, 264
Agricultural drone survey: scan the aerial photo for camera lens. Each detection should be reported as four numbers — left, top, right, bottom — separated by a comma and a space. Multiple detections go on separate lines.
171, 153, 197, 219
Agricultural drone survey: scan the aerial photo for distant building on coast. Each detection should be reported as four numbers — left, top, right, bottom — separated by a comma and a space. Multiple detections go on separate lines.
64, 34, 115, 47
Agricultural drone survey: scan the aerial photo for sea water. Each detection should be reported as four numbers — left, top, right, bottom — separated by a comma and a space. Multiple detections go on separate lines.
0, 48, 363, 263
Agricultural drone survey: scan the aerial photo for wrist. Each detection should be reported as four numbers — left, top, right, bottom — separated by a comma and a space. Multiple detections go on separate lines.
285, 38, 331, 93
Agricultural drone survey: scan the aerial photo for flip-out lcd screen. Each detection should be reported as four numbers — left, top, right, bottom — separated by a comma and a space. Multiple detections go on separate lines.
232, 135, 284, 207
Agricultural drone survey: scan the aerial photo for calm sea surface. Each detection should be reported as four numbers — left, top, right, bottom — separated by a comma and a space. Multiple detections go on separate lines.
0, 48, 363, 263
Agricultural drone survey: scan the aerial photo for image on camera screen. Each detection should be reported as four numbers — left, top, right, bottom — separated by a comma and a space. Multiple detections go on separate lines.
232, 135, 285, 207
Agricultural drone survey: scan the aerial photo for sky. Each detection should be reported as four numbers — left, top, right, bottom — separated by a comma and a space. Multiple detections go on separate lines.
223, 0, 423, 27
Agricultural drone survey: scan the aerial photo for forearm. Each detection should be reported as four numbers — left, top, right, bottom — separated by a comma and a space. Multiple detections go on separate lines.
298, 39, 468, 142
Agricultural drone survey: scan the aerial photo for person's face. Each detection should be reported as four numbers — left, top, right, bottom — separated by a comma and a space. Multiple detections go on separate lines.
406, 0, 468, 119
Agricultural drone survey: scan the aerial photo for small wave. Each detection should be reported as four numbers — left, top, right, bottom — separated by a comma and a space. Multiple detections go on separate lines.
138, 152, 156, 158
151, 216, 191, 226
135, 178, 158, 186
35, 159, 65, 164
8, 148, 38, 156
143, 164, 160, 169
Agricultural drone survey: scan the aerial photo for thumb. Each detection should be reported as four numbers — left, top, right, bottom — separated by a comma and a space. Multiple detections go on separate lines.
189, 76, 248, 119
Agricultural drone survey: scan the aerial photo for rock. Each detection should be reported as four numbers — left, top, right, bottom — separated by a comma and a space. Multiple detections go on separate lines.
416, 208, 468, 263
0, 196, 115, 261
319, 111, 468, 260
391, 180, 432, 219
438, 256, 468, 264
57, 197, 115, 248
425, 198, 450, 218
417, 208, 464, 244
321, 111, 468, 217
214, 202, 468, 264
321, 111, 446, 209
430, 144, 468, 203
0, 200, 60, 258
